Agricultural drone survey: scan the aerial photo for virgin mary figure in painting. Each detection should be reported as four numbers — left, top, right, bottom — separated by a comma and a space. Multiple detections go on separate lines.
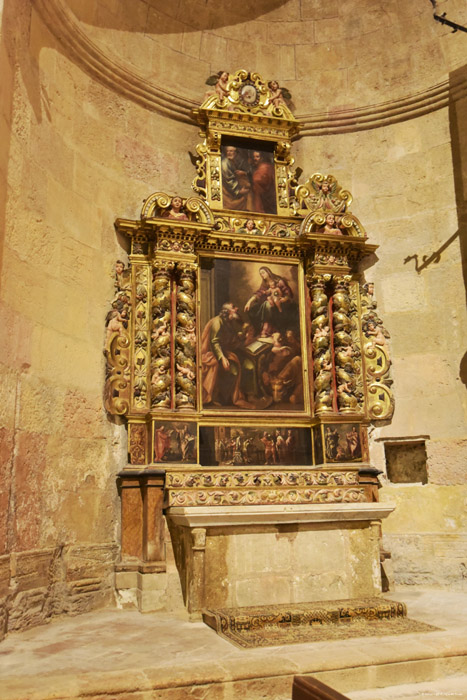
244, 266, 298, 337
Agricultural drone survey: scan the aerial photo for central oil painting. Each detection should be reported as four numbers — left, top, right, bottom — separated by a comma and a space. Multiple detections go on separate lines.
200, 257, 306, 412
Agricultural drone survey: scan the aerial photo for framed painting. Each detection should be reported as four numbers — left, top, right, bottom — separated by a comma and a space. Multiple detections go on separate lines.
199, 426, 312, 466
221, 137, 277, 214
199, 257, 307, 413
153, 421, 197, 464
323, 423, 362, 463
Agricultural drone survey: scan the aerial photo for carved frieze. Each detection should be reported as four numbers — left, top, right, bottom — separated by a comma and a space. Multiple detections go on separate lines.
167, 488, 365, 507
167, 469, 359, 489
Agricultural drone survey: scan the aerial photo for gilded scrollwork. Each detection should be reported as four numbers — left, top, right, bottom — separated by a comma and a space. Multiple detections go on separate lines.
191, 142, 208, 199
141, 192, 214, 226
308, 274, 333, 414
151, 262, 174, 409
200, 69, 296, 122
167, 486, 365, 507
294, 173, 352, 215
360, 282, 394, 421
299, 210, 365, 239
104, 261, 132, 415
175, 264, 197, 409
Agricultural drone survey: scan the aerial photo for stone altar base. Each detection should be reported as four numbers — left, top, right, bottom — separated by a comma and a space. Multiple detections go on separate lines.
167, 503, 395, 616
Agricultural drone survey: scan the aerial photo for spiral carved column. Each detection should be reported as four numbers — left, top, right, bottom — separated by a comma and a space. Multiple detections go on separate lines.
308, 274, 333, 414
175, 264, 197, 409
333, 276, 362, 413
150, 262, 174, 409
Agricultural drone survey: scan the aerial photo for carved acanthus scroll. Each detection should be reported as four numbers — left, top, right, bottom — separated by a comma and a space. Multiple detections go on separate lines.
360, 283, 394, 421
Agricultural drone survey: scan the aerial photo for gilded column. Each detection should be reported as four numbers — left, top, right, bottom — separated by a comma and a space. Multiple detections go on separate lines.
308, 274, 333, 414
175, 263, 197, 409
150, 261, 174, 409
132, 263, 151, 411
332, 276, 359, 413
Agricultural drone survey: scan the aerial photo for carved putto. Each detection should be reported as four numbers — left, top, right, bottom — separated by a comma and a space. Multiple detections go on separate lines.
295, 174, 352, 215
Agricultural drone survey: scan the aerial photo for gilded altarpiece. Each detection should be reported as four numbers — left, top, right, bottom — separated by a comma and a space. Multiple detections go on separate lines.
106, 71, 395, 614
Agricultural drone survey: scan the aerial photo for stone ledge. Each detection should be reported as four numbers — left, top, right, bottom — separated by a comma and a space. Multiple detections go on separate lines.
167, 503, 395, 527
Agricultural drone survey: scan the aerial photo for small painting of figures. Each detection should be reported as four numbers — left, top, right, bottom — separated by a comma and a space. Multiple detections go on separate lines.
221, 139, 276, 214
199, 426, 311, 466
153, 421, 197, 464
323, 423, 362, 463
200, 259, 305, 412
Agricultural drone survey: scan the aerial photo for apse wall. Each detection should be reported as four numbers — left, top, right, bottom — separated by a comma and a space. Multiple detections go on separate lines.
1, 0, 466, 638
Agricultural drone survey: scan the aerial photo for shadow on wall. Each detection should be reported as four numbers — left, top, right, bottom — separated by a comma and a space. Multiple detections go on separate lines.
449, 63, 467, 387
65, 0, 290, 32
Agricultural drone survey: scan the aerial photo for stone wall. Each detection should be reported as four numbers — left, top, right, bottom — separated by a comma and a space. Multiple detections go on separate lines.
0, 0, 195, 639
1, 0, 466, 638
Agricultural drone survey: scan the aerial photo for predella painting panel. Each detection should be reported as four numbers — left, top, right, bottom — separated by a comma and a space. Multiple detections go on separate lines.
200, 258, 305, 412
199, 426, 312, 467
221, 138, 277, 215
153, 421, 197, 464
323, 423, 362, 463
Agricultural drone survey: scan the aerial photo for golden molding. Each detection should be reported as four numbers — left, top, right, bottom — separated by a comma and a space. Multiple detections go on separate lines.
34, 0, 467, 135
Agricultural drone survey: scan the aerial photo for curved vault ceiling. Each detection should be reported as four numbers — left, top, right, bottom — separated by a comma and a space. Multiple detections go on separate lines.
34, 0, 467, 134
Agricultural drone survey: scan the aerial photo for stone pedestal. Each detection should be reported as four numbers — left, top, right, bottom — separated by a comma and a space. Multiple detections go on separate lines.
115, 469, 167, 612
167, 503, 395, 617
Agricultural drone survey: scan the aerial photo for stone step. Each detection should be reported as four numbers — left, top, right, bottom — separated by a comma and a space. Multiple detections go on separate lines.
202, 597, 437, 649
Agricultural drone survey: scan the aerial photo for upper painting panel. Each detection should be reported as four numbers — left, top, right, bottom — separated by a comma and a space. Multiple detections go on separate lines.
221, 138, 277, 215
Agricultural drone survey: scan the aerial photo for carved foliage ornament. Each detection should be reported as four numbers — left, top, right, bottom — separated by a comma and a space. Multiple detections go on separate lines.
360, 283, 394, 421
